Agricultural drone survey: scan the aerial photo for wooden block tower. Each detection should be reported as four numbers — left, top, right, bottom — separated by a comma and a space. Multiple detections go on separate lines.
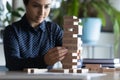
62, 16, 83, 70
49, 16, 88, 73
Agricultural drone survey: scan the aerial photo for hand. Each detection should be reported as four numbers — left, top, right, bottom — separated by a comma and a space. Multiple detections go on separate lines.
44, 47, 68, 66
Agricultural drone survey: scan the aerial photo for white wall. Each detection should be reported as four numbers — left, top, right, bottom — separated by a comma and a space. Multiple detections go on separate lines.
82, 32, 114, 59
109, 0, 120, 11
0, 44, 5, 65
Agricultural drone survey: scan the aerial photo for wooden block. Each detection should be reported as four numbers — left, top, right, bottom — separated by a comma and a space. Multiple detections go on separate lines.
64, 46, 77, 50
63, 25, 79, 29
69, 68, 89, 73
48, 69, 69, 73
48, 68, 88, 73
99, 67, 116, 73
115, 68, 120, 71
85, 64, 102, 72
62, 61, 82, 66
63, 37, 77, 42
64, 18, 79, 21
63, 44, 77, 48
63, 39, 77, 44
64, 19, 80, 23
64, 21, 79, 26
68, 50, 78, 53
62, 62, 78, 65
63, 59, 78, 63
63, 64, 77, 69
63, 16, 78, 19
62, 53, 79, 63
72, 53, 78, 56
24, 68, 48, 73
64, 30, 78, 34
64, 27, 78, 32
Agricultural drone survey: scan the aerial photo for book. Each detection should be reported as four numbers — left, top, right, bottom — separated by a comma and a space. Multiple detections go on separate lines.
83, 58, 120, 64
82, 63, 120, 68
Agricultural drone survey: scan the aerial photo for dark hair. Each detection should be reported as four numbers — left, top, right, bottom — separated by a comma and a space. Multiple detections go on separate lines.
23, 0, 29, 6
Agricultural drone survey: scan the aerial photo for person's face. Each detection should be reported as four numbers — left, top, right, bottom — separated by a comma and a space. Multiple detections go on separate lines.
25, 0, 52, 26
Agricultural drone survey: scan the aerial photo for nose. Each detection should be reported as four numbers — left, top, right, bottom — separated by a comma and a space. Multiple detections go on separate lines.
38, 6, 44, 15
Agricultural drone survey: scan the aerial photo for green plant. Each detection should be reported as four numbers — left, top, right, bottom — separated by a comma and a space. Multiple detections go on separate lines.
79, 0, 120, 54
51, 0, 120, 57
0, 1, 4, 26
50, 0, 80, 27
0, 1, 24, 26
78, 0, 120, 56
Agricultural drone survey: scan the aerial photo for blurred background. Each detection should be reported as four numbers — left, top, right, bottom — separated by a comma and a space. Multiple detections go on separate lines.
0, 0, 120, 67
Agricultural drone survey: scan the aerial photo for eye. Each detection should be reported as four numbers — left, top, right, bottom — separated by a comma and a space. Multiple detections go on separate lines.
45, 5, 51, 9
33, 4, 39, 7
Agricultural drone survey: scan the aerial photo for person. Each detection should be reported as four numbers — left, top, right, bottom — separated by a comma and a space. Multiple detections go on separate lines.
3, 0, 68, 71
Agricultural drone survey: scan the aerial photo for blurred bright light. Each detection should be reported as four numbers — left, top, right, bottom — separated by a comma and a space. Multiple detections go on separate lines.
51, 0, 62, 8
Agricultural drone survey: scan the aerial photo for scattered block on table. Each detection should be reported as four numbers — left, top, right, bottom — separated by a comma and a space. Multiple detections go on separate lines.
24, 68, 48, 73
85, 64, 102, 72
115, 68, 120, 71
48, 69, 69, 73
99, 67, 116, 73
48, 68, 89, 73
69, 68, 89, 73
85, 64, 117, 73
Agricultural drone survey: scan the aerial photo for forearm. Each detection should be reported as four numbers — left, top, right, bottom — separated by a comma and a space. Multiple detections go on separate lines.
6, 55, 48, 71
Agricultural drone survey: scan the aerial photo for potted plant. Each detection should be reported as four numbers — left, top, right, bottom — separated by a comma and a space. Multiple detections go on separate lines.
0, 1, 24, 41
78, 0, 120, 56
51, 0, 120, 56
3, 1, 24, 26
0, 0, 4, 27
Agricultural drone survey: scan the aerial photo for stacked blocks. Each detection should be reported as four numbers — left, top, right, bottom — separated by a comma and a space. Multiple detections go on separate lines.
62, 16, 83, 70
48, 16, 87, 73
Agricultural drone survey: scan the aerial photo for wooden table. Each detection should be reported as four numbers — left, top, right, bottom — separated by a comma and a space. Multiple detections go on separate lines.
93, 71, 120, 80
0, 71, 106, 80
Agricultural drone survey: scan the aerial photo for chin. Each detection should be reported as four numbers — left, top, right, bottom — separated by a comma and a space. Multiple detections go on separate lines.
35, 20, 43, 24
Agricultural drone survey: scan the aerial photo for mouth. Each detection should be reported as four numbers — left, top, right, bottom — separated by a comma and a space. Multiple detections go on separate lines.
37, 17, 42, 19
37, 16, 45, 20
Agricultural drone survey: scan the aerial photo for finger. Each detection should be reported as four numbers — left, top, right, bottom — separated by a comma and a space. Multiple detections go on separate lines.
53, 48, 68, 57
58, 49, 68, 57
47, 47, 67, 59
48, 47, 67, 54
59, 56, 66, 61
52, 53, 67, 62
45, 47, 68, 65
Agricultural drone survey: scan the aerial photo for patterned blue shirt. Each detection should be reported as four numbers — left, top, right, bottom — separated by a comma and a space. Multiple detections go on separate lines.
3, 15, 63, 71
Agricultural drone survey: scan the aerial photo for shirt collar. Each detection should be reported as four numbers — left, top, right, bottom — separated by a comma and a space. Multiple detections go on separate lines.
38, 21, 46, 32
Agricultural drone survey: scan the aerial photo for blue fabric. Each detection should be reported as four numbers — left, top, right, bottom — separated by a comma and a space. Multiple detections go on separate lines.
3, 15, 63, 71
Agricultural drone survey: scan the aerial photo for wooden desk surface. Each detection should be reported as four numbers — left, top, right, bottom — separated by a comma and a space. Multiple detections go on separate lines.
93, 71, 120, 80
0, 71, 106, 80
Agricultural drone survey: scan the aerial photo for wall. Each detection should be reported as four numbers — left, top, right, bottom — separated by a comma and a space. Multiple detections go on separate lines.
109, 0, 120, 11
82, 32, 114, 59
0, 44, 5, 65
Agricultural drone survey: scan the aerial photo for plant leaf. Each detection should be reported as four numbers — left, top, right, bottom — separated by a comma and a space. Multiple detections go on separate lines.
6, 1, 12, 12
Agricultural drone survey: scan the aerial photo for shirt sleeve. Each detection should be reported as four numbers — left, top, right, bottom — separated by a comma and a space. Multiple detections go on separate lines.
46, 21, 63, 47
3, 26, 48, 71
52, 23, 63, 46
